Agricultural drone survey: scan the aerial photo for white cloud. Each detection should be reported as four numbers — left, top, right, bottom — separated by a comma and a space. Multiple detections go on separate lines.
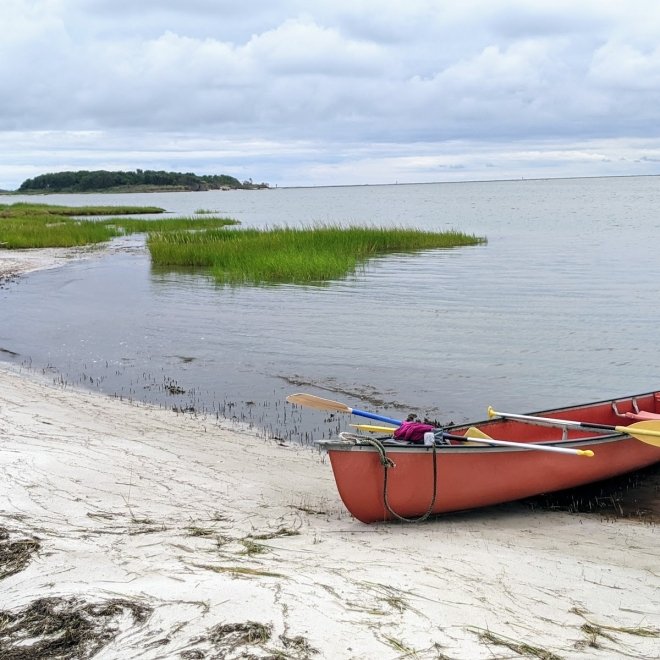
590, 40, 660, 90
245, 18, 385, 76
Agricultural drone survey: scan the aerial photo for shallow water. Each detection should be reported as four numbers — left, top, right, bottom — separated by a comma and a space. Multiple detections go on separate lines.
2, 177, 660, 445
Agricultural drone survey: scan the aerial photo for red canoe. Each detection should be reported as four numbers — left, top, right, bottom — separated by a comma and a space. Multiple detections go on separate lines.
315, 392, 660, 523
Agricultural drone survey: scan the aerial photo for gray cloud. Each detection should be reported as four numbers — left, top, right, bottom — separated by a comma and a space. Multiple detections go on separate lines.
1, 1, 660, 188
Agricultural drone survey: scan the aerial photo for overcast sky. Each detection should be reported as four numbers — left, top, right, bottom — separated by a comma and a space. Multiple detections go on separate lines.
2, 0, 660, 189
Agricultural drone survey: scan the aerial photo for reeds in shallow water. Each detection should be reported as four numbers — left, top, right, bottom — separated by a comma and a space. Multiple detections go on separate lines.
147, 225, 486, 284
0, 203, 238, 248
1, 203, 486, 285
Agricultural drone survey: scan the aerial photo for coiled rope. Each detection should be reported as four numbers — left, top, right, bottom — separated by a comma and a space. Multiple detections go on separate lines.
364, 436, 439, 523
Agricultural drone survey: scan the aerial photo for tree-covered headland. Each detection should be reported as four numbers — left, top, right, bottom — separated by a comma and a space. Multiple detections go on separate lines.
17, 170, 269, 193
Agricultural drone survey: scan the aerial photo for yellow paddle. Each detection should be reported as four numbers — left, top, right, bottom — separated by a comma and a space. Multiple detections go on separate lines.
286, 393, 402, 425
351, 424, 398, 433
488, 407, 660, 448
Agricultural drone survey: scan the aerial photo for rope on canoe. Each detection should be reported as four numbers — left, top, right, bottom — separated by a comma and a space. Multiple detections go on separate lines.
364, 437, 439, 523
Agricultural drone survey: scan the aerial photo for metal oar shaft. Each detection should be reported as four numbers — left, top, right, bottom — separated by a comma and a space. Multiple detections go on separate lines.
488, 406, 660, 447
442, 432, 593, 456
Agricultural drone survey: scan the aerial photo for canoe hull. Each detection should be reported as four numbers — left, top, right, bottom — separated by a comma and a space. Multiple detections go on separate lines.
321, 392, 660, 523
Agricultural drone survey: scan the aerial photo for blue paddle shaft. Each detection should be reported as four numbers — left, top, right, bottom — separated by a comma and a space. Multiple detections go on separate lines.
350, 407, 402, 426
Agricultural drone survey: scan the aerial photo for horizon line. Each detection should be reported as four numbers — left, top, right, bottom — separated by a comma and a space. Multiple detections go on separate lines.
278, 172, 659, 190
2, 171, 658, 195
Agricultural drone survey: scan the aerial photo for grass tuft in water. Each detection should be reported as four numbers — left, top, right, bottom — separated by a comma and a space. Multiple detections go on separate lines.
148, 224, 486, 284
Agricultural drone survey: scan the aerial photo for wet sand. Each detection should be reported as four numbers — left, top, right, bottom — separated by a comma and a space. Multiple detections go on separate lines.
0, 245, 102, 286
1, 362, 658, 659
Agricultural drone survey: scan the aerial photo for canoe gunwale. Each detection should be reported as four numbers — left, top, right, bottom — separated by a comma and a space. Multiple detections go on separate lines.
316, 431, 624, 454
318, 390, 660, 454
519, 390, 660, 417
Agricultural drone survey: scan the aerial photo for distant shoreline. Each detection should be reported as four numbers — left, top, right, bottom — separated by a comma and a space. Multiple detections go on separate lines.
6, 169, 270, 196
1, 185, 270, 195
278, 172, 660, 190
1, 185, 249, 195
3, 172, 657, 195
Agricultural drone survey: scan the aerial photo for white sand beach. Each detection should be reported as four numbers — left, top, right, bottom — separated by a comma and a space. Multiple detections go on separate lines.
1, 364, 659, 660
1, 253, 658, 659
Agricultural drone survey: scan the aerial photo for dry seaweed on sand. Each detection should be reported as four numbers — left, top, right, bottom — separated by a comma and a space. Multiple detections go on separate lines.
209, 621, 273, 647
0, 528, 41, 580
469, 628, 563, 660
0, 596, 152, 660
570, 606, 660, 648
183, 621, 318, 659
193, 563, 285, 579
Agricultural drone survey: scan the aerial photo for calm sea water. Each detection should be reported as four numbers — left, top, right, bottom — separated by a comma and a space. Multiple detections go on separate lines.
2, 177, 660, 444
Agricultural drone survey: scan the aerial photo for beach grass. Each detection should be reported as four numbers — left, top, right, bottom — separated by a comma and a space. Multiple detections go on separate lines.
147, 224, 486, 284
0, 203, 238, 249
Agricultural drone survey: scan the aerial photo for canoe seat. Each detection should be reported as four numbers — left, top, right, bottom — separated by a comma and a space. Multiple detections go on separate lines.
612, 395, 660, 421
622, 410, 660, 421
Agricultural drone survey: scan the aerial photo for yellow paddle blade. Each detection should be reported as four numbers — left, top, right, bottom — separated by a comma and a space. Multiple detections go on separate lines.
466, 426, 493, 440
619, 421, 660, 447
286, 393, 351, 414
464, 426, 493, 446
351, 424, 397, 433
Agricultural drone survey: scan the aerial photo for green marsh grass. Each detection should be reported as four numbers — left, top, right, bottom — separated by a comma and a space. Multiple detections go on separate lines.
147, 224, 486, 284
0, 203, 238, 249
1, 202, 165, 217
1, 203, 486, 286
0, 213, 120, 248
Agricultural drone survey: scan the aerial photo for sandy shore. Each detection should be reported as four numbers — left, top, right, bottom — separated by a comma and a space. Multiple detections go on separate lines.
1, 252, 659, 658
0, 246, 97, 282
0, 364, 658, 659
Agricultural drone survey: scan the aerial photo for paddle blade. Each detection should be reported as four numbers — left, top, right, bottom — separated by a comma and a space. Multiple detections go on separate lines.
351, 424, 397, 433
466, 426, 493, 440
464, 426, 493, 446
286, 393, 352, 414
623, 421, 660, 447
